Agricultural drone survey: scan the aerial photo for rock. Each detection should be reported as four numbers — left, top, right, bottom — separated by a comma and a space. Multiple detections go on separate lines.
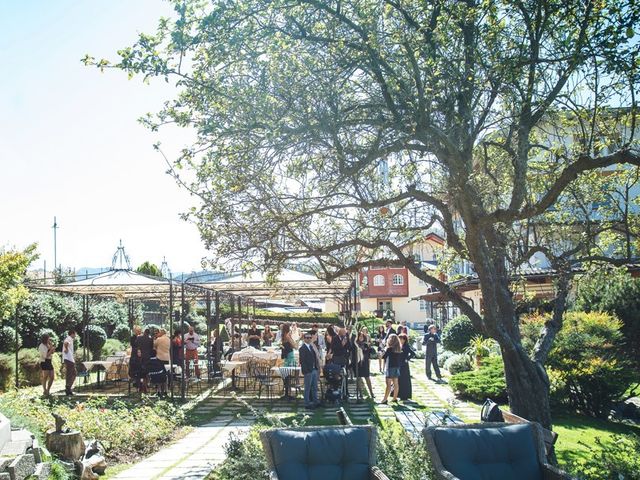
0, 457, 11, 472
0, 473, 9, 480
7, 453, 35, 480
80, 463, 99, 480
84, 454, 107, 475
33, 462, 51, 480
52, 413, 67, 433
45, 429, 84, 461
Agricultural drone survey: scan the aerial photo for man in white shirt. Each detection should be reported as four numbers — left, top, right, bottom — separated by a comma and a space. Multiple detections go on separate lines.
184, 325, 201, 378
63, 329, 77, 395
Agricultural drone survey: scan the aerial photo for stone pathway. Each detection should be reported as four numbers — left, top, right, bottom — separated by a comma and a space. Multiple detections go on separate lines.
114, 395, 249, 480
114, 358, 480, 479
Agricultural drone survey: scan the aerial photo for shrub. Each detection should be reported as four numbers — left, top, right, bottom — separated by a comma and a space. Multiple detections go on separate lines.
0, 325, 20, 352
101, 339, 125, 358
85, 325, 107, 360
524, 311, 636, 417
0, 354, 15, 391
567, 433, 640, 480
376, 419, 433, 480
211, 428, 269, 480
90, 301, 128, 337
444, 353, 473, 374
464, 335, 495, 367
16, 292, 81, 348
0, 325, 22, 353
0, 391, 185, 462
441, 315, 477, 353
449, 356, 508, 402
437, 349, 455, 368
574, 267, 640, 364
112, 323, 131, 343
37, 328, 60, 349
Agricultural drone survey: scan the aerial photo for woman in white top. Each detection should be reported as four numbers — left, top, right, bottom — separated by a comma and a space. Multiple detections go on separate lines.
38, 333, 55, 396
290, 322, 301, 347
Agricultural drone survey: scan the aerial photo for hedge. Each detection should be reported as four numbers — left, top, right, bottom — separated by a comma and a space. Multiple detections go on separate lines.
449, 356, 507, 402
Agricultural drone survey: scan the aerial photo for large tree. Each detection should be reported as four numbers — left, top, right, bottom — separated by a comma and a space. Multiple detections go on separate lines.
89, 0, 640, 427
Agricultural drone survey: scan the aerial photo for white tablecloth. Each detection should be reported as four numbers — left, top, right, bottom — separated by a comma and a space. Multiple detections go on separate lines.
231, 347, 279, 362
82, 361, 114, 371
220, 360, 247, 372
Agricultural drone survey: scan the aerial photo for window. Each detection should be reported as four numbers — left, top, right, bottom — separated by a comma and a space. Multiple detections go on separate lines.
373, 275, 385, 286
419, 300, 428, 311
392, 274, 404, 285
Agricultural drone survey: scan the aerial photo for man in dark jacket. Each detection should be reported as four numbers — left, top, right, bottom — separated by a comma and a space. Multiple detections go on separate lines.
299, 333, 319, 408
422, 324, 443, 382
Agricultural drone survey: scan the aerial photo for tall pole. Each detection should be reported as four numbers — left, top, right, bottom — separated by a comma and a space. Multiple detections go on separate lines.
52, 216, 58, 272
14, 310, 19, 389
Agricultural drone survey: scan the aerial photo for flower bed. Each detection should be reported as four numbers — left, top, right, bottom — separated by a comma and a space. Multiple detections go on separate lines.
0, 391, 185, 462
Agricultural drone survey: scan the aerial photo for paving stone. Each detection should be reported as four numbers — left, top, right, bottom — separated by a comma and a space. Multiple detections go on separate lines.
0, 457, 11, 472
33, 462, 50, 480
7, 453, 35, 480
0, 473, 9, 480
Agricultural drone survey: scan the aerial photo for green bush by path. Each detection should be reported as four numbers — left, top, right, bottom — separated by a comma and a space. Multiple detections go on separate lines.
441, 315, 478, 353
449, 356, 507, 402
0, 391, 185, 462
444, 353, 472, 374
0, 325, 20, 353
0, 354, 15, 391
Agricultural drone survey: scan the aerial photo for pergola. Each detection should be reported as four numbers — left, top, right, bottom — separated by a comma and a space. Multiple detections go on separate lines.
196, 268, 355, 309
23, 245, 246, 399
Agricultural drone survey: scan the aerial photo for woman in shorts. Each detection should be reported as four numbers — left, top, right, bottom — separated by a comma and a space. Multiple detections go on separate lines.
380, 334, 402, 404
38, 333, 56, 396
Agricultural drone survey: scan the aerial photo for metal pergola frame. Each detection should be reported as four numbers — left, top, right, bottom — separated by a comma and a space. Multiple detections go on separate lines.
23, 268, 248, 400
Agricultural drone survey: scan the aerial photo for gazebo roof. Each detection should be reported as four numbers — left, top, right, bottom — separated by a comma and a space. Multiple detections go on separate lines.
28, 269, 186, 300
196, 268, 353, 300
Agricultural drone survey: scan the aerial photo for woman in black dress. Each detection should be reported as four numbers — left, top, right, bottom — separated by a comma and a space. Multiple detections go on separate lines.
375, 325, 386, 373
397, 333, 416, 401
356, 330, 375, 399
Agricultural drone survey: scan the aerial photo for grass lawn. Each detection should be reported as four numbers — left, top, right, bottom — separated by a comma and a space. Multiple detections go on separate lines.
553, 412, 640, 467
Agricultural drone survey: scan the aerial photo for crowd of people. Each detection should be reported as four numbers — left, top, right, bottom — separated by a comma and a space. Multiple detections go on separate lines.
229, 318, 443, 409
38, 319, 444, 403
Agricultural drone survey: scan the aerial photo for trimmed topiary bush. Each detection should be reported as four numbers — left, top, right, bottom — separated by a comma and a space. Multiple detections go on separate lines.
37, 328, 60, 350
101, 339, 125, 358
437, 349, 454, 368
449, 356, 507, 402
85, 325, 107, 360
444, 353, 472, 374
441, 315, 477, 353
112, 324, 131, 343
0, 325, 20, 353
16, 348, 60, 386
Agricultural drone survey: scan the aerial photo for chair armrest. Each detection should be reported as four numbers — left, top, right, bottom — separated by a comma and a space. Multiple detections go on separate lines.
542, 463, 577, 480
370, 466, 390, 480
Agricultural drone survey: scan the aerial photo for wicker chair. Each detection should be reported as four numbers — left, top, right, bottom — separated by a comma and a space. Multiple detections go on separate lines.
424, 422, 576, 480
260, 426, 389, 480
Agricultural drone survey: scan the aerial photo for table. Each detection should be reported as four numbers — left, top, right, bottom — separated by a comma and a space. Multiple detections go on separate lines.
272, 366, 301, 399
220, 360, 247, 389
82, 361, 114, 387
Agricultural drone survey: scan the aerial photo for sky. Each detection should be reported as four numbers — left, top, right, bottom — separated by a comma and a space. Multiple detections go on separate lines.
0, 1, 210, 274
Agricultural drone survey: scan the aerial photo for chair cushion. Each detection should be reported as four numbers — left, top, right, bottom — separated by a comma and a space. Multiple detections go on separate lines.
269, 428, 370, 480
433, 423, 542, 480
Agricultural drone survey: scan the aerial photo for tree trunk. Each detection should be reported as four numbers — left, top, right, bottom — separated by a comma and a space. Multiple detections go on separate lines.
500, 344, 552, 428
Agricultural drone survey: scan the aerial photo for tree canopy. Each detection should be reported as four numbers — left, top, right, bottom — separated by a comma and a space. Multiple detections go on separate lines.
90, 0, 640, 426
136, 261, 163, 277
0, 244, 38, 322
